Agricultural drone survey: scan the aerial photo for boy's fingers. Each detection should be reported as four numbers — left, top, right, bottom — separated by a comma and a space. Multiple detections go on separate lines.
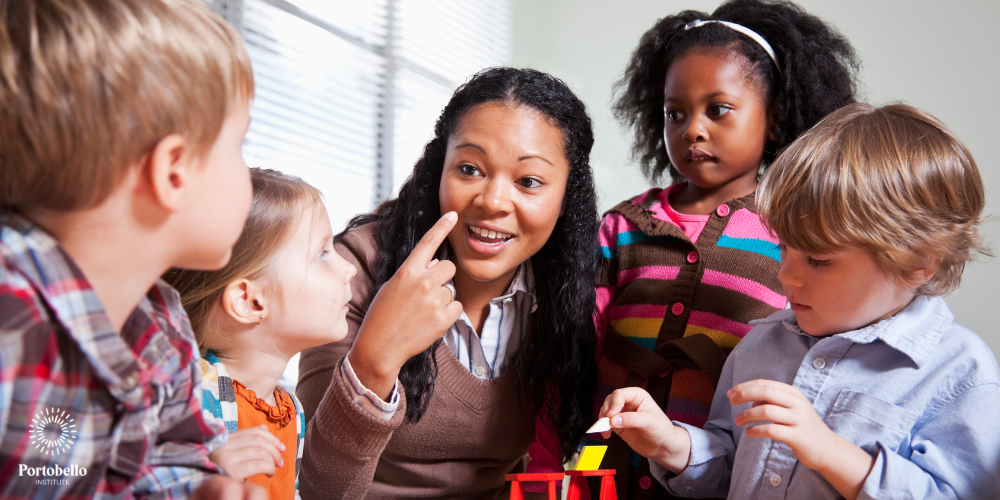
735, 404, 796, 427
728, 381, 799, 408
609, 410, 661, 433
406, 212, 457, 267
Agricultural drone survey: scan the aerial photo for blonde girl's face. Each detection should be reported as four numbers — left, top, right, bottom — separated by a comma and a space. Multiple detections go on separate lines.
778, 245, 916, 337
662, 50, 774, 190
268, 202, 356, 351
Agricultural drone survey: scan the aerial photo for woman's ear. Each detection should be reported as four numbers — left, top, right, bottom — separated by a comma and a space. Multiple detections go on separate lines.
221, 279, 268, 325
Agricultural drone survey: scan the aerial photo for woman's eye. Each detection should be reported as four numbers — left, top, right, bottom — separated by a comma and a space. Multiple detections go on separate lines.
459, 164, 480, 176
709, 104, 732, 117
318, 249, 330, 261
518, 177, 542, 189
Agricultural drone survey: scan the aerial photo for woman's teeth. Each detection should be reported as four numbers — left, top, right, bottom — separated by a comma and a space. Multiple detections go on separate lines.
470, 226, 512, 241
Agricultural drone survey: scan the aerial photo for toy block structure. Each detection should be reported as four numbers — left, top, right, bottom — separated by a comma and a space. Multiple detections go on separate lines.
505, 472, 564, 500
506, 445, 617, 500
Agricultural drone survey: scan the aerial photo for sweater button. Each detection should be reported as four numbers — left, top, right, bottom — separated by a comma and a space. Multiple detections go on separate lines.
671, 303, 685, 316
716, 204, 730, 217
686, 251, 698, 264
639, 476, 653, 489
474, 366, 487, 378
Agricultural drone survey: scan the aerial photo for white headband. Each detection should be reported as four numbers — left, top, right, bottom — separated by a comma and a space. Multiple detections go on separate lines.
684, 19, 781, 76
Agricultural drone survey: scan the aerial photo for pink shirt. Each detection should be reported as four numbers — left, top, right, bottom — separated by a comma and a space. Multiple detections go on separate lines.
653, 183, 710, 243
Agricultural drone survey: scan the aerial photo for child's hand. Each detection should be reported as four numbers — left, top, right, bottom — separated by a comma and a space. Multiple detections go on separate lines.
727, 379, 839, 470
192, 475, 267, 500
728, 380, 876, 500
601, 387, 692, 474
208, 425, 286, 481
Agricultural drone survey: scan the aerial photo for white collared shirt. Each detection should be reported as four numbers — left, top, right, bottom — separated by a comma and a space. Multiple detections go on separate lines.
342, 262, 536, 419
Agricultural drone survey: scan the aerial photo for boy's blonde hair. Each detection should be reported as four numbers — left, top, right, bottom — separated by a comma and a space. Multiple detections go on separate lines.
0, 0, 254, 211
164, 168, 321, 351
757, 103, 987, 296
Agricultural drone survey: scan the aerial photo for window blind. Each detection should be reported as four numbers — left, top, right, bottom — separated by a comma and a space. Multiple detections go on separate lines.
207, 0, 510, 232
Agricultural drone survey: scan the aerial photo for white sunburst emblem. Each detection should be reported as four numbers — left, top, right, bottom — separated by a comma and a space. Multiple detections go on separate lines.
29, 408, 77, 456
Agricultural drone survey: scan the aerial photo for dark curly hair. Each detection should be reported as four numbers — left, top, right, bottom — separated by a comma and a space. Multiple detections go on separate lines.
613, 0, 860, 185
343, 67, 599, 460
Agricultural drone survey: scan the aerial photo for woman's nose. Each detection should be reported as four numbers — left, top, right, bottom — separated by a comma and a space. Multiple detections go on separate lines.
475, 177, 513, 215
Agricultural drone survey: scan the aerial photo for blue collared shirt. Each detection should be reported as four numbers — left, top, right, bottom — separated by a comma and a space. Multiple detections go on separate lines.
654, 295, 1000, 499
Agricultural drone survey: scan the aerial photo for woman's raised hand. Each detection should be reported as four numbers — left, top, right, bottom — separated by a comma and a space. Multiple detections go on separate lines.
347, 212, 464, 400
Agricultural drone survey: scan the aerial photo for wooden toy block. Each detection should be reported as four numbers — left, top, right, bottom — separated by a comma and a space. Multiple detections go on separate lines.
573, 445, 608, 471
505, 472, 564, 500
565, 469, 617, 500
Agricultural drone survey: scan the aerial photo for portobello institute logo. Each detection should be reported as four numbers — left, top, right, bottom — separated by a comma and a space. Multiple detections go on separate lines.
29, 408, 77, 455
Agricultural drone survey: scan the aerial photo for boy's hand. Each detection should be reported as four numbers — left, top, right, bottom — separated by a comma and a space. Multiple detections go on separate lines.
728, 379, 836, 470
601, 387, 692, 474
192, 475, 267, 500
728, 379, 875, 500
208, 425, 286, 481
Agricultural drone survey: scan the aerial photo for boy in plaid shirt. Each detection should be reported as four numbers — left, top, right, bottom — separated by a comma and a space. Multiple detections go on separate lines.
0, 0, 262, 498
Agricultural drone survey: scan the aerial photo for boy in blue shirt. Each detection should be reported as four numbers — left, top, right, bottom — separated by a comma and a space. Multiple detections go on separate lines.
599, 103, 1000, 499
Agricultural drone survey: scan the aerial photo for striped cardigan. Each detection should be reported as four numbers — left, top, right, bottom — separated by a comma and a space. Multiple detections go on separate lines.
593, 188, 785, 499
200, 351, 304, 500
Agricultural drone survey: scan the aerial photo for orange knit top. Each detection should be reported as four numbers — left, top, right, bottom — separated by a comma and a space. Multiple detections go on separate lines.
233, 379, 297, 500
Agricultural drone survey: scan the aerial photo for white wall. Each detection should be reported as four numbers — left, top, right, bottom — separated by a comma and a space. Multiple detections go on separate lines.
511, 0, 1000, 356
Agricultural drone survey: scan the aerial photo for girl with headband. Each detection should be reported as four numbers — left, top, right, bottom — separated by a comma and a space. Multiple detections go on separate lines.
591, 0, 860, 496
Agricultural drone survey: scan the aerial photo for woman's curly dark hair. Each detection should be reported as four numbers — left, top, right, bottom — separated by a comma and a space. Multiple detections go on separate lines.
613, 0, 861, 185
343, 67, 599, 460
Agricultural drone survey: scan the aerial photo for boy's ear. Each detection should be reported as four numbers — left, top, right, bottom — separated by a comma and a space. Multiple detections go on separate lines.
221, 279, 268, 325
143, 133, 190, 212
906, 256, 941, 289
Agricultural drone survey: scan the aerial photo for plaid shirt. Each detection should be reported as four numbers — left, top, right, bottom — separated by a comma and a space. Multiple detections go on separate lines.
0, 213, 224, 499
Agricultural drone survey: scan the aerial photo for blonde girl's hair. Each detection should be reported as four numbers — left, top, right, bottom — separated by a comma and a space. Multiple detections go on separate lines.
757, 102, 988, 296
164, 168, 321, 350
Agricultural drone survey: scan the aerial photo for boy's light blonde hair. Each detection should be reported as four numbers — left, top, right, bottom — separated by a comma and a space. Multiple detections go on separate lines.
757, 103, 987, 296
0, 0, 254, 211
163, 168, 321, 351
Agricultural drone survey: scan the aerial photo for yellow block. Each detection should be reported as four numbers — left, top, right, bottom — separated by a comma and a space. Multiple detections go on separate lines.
574, 445, 608, 471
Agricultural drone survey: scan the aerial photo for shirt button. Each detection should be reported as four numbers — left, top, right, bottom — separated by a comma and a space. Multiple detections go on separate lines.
639, 476, 653, 489
671, 303, 685, 316
474, 366, 487, 378
686, 251, 698, 264
812, 357, 826, 369
503, 297, 513, 304
716, 204, 731, 217
769, 473, 781, 486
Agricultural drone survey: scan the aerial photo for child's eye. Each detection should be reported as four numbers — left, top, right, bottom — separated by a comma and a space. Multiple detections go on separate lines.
708, 104, 732, 117
459, 164, 481, 176
664, 108, 682, 122
806, 256, 831, 267
518, 177, 542, 189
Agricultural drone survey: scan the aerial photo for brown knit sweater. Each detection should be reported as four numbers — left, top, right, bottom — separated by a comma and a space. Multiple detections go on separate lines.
296, 223, 537, 499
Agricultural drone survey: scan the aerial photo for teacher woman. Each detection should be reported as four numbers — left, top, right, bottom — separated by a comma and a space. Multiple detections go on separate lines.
296, 67, 600, 498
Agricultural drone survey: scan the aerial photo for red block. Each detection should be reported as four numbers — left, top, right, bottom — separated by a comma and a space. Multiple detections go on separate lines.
565, 469, 616, 500
505, 473, 565, 500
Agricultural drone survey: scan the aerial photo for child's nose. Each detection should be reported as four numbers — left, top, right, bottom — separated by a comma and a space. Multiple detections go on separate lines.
682, 115, 708, 143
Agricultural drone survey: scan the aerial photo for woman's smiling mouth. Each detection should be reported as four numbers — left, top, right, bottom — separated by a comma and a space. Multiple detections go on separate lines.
468, 225, 513, 244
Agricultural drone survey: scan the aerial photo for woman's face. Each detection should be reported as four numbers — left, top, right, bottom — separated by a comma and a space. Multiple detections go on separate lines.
439, 103, 570, 290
